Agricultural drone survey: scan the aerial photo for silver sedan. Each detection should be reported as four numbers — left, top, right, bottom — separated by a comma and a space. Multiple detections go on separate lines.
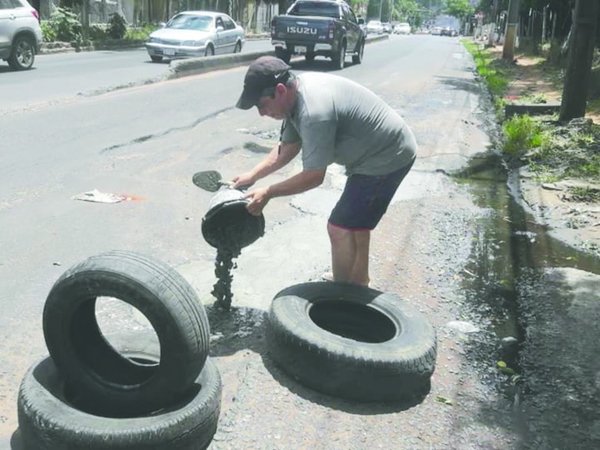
145, 11, 245, 62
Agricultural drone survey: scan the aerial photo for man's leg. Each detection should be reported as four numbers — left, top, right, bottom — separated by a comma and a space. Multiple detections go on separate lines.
327, 223, 356, 283
327, 224, 371, 286
350, 229, 371, 285
327, 159, 415, 285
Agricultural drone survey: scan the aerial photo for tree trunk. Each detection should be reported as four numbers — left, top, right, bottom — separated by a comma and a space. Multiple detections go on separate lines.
503, 0, 520, 61
81, 0, 89, 37
559, 0, 599, 121
531, 10, 543, 55
487, 0, 498, 47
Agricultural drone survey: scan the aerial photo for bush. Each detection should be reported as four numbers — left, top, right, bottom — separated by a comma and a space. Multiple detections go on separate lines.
88, 24, 108, 41
40, 20, 57, 42
107, 13, 127, 39
503, 115, 547, 156
46, 7, 82, 43
125, 23, 158, 41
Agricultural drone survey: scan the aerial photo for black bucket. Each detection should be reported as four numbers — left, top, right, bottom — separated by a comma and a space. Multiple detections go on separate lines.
201, 189, 265, 252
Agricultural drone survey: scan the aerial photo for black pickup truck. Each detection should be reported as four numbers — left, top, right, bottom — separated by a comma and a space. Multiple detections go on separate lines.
270, 0, 366, 69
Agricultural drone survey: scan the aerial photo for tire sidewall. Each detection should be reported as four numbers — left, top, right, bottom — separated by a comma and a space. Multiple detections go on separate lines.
271, 285, 435, 364
9, 36, 34, 70
18, 357, 221, 450
42, 251, 210, 415
267, 282, 437, 401
335, 41, 346, 70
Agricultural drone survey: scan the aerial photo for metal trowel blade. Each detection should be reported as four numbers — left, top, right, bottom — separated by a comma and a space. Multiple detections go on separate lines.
192, 170, 230, 192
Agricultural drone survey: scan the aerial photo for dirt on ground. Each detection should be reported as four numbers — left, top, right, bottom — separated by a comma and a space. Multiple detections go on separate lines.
489, 44, 600, 257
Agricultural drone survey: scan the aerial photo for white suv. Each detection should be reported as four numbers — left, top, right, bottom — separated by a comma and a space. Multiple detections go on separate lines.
0, 0, 42, 70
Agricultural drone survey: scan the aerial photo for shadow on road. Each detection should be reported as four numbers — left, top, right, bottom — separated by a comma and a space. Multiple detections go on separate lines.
436, 75, 482, 95
206, 304, 429, 415
260, 351, 429, 415
288, 58, 361, 72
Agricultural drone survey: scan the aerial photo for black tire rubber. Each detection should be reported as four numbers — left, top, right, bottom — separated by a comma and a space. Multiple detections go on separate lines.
205, 45, 214, 56
352, 40, 364, 65
42, 250, 211, 417
266, 282, 437, 402
18, 356, 221, 450
275, 47, 291, 63
332, 41, 346, 70
150, 55, 162, 62
8, 35, 35, 70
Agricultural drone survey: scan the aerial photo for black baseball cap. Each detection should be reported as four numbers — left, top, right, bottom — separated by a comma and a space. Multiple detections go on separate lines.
236, 56, 292, 110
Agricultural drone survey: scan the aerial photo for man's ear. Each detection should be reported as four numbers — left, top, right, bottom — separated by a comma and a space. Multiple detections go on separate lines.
274, 83, 287, 97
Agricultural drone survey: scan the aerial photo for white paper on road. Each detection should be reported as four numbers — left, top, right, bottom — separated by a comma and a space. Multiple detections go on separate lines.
72, 189, 126, 204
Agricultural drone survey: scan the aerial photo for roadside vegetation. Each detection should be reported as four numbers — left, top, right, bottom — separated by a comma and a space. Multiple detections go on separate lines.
463, 40, 600, 202
41, 7, 156, 49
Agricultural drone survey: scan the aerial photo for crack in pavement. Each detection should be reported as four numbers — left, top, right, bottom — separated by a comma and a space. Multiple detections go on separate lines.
99, 106, 234, 154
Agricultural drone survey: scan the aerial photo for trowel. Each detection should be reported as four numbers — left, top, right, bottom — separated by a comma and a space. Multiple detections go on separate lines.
192, 170, 232, 192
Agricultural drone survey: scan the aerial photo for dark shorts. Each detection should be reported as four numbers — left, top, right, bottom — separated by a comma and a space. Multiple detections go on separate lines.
329, 158, 415, 230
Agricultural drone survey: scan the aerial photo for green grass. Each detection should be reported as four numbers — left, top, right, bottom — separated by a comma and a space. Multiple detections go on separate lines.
502, 115, 548, 156
462, 40, 509, 98
463, 38, 599, 191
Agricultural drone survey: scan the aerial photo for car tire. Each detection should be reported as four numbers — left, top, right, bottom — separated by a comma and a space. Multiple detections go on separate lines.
150, 55, 162, 62
352, 40, 364, 65
18, 356, 221, 450
42, 250, 211, 417
233, 41, 241, 53
332, 41, 346, 70
275, 47, 291, 64
266, 282, 437, 402
8, 35, 35, 71
205, 45, 214, 56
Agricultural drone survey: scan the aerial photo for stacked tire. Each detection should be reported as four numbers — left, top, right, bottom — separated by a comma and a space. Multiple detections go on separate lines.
17, 251, 221, 450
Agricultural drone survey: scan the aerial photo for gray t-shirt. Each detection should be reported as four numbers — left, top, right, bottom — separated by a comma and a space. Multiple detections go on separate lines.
281, 72, 417, 176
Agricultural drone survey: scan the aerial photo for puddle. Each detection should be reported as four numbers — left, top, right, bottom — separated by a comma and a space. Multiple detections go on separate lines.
455, 152, 600, 371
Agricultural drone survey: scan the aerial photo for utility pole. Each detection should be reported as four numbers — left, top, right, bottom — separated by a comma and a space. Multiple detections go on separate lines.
502, 0, 520, 61
559, 0, 600, 121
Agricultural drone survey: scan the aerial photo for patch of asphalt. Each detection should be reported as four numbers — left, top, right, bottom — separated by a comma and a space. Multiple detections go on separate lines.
517, 268, 600, 448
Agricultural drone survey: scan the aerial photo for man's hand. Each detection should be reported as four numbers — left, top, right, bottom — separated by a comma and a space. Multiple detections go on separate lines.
231, 172, 255, 190
244, 187, 271, 216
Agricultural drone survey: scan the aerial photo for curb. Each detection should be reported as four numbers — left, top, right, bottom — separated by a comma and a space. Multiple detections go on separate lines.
504, 103, 561, 118
168, 34, 389, 79
39, 34, 271, 55
39, 41, 145, 55
167, 50, 275, 79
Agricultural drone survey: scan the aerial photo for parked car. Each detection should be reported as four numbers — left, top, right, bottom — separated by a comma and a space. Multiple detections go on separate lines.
270, 0, 365, 69
440, 26, 458, 36
0, 0, 42, 71
145, 11, 245, 62
382, 22, 392, 33
366, 19, 384, 35
393, 22, 411, 35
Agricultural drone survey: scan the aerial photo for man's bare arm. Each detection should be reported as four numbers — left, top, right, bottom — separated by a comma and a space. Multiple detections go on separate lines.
244, 169, 326, 215
232, 141, 301, 188
266, 169, 326, 198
